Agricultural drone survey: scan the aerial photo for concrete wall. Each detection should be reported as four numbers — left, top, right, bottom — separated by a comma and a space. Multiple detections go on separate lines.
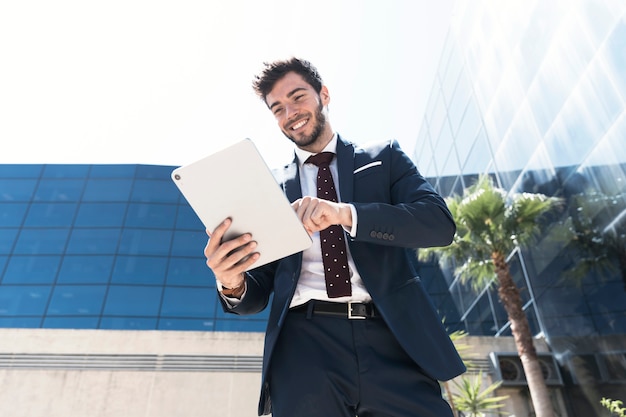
0, 329, 265, 417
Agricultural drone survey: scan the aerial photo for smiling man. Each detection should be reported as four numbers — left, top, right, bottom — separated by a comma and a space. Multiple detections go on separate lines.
204, 57, 465, 417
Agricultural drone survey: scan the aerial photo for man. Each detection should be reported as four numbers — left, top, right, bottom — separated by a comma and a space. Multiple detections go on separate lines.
204, 58, 465, 417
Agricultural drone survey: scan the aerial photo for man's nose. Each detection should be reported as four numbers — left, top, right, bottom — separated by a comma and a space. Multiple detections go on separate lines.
285, 104, 299, 120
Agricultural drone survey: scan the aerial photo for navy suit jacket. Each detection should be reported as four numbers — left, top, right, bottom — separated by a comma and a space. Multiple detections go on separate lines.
220, 135, 465, 415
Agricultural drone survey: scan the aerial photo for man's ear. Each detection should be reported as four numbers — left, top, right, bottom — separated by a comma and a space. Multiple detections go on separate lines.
320, 85, 330, 106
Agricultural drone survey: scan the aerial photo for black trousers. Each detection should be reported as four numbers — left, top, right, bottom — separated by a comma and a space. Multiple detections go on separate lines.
268, 306, 454, 417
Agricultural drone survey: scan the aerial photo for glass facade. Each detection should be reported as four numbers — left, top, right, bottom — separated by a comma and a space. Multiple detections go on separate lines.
0, 164, 269, 331
416, 0, 626, 414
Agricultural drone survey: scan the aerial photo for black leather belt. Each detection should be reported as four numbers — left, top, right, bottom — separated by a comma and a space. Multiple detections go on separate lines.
291, 300, 377, 319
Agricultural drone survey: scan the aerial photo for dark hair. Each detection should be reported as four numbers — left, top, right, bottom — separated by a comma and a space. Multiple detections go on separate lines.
252, 57, 324, 102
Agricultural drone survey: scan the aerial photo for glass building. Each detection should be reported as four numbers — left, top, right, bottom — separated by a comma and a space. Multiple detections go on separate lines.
0, 164, 269, 332
415, 0, 626, 414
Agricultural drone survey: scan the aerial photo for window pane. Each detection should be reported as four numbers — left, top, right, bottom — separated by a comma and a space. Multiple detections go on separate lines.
43, 317, 100, 329
0, 228, 18, 254
0, 285, 51, 315
103, 285, 163, 316
158, 318, 215, 331
42, 165, 89, 178
131, 180, 180, 203
33, 179, 84, 202
3, 255, 61, 284
136, 165, 174, 179
118, 229, 172, 256
111, 256, 167, 285
74, 203, 127, 227
66, 229, 121, 254
47, 285, 106, 315
161, 287, 216, 318
124, 203, 176, 229
175, 204, 203, 230
0, 179, 38, 201
100, 316, 157, 330
0, 164, 42, 178
171, 230, 205, 257
0, 317, 41, 328
166, 257, 214, 286
89, 165, 135, 178
24, 203, 77, 227
13, 228, 70, 254
82, 179, 133, 202
0, 203, 28, 227
57, 255, 114, 284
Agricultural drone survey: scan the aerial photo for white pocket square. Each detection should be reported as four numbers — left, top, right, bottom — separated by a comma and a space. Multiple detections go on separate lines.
353, 161, 382, 174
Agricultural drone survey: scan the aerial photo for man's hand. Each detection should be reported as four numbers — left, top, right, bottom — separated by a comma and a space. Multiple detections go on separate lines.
292, 197, 352, 235
204, 218, 259, 289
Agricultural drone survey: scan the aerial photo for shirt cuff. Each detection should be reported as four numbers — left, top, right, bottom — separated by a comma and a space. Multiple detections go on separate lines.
342, 204, 358, 238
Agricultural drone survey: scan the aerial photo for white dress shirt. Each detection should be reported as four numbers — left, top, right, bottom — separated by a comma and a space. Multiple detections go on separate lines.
219, 134, 372, 307
289, 134, 372, 307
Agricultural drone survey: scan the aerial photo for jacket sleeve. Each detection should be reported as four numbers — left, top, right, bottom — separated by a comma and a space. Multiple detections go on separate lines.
351, 140, 455, 249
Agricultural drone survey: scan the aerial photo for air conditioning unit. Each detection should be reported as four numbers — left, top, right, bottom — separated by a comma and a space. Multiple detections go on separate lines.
489, 352, 563, 386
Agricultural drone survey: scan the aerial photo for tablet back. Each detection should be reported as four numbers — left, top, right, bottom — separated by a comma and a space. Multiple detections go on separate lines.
171, 139, 311, 269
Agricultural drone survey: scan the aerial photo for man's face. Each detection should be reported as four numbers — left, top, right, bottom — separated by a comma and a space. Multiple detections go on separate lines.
265, 72, 331, 152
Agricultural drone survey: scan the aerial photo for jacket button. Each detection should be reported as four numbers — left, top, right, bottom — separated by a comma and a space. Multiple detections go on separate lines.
382, 233, 389, 240
370, 231, 377, 238
376, 232, 383, 239
388, 234, 395, 241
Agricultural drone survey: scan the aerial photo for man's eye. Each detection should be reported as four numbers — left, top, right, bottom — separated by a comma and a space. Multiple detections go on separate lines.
273, 108, 283, 116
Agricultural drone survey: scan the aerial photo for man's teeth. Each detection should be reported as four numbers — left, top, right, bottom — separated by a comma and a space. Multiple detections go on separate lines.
292, 119, 308, 130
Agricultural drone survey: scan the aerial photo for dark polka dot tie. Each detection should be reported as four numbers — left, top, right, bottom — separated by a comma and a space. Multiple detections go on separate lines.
306, 152, 352, 298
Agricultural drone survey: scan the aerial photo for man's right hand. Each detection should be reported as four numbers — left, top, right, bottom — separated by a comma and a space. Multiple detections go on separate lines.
204, 218, 259, 289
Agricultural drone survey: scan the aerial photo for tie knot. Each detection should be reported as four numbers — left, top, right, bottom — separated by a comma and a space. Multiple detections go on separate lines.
306, 152, 335, 167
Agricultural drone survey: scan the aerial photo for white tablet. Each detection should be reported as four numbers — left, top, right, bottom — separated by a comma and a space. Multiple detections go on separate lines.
171, 138, 312, 270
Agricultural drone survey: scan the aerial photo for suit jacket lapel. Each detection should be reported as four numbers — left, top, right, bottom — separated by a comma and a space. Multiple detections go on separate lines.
274, 156, 302, 203
336, 135, 355, 203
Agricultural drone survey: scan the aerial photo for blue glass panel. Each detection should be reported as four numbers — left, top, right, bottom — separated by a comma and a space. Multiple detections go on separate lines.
90, 165, 136, 178
170, 230, 206, 257
166, 257, 214, 286
118, 229, 172, 256
0, 256, 6, 275
42, 165, 90, 178
100, 317, 157, 330
24, 203, 77, 227
3, 255, 61, 284
124, 203, 176, 229
57, 255, 114, 284
158, 318, 215, 331
215, 319, 267, 332
103, 285, 163, 316
136, 165, 175, 179
160, 287, 216, 318
47, 285, 106, 315
0, 285, 51, 315
175, 203, 203, 230
0, 164, 42, 178
33, 179, 84, 202
82, 179, 133, 202
111, 256, 167, 284
43, 317, 100, 329
131, 180, 180, 203
13, 228, 70, 254
0, 179, 38, 201
66, 228, 121, 254
74, 203, 127, 227
0, 203, 28, 226
0, 228, 18, 254
0, 317, 41, 328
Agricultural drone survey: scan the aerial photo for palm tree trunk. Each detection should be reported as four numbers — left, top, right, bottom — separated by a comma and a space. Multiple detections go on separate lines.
442, 380, 458, 417
492, 251, 555, 417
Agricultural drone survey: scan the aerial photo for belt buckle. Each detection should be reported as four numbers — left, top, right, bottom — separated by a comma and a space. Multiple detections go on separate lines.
348, 302, 367, 319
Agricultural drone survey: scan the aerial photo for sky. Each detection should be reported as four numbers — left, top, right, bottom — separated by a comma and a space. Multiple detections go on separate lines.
0, 0, 456, 169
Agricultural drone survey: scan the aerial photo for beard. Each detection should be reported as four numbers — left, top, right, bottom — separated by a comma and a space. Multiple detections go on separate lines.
282, 102, 326, 149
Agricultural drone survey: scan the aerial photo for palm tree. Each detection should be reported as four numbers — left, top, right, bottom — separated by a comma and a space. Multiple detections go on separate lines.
420, 175, 562, 417
557, 191, 626, 290
453, 372, 509, 417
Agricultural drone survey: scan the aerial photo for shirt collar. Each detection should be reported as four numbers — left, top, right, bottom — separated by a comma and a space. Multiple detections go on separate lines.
295, 133, 338, 168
